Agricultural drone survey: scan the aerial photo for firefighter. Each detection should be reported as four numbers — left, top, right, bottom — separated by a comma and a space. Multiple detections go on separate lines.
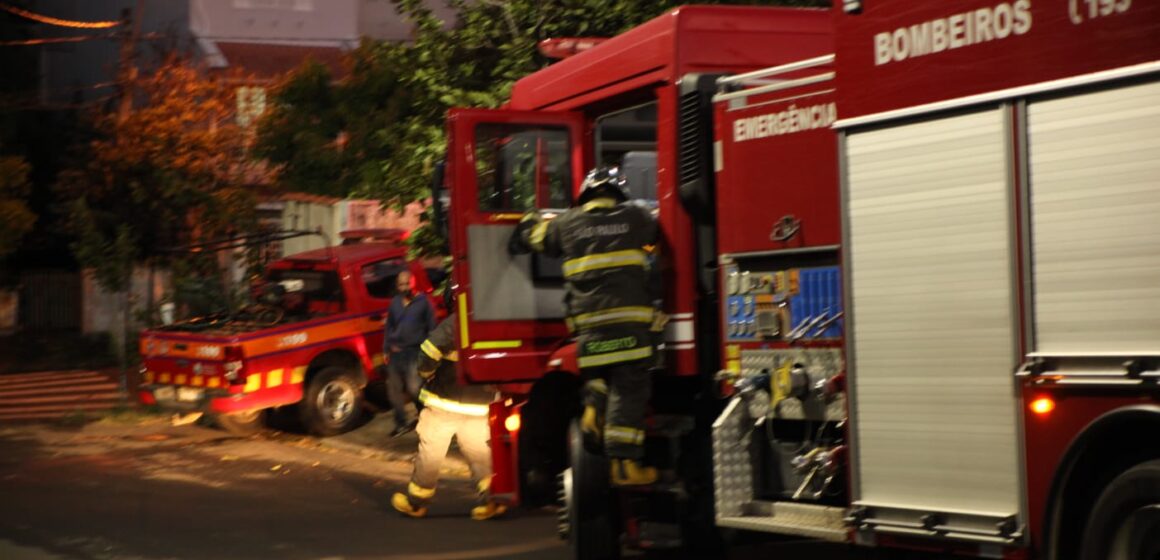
509, 165, 664, 486
391, 312, 507, 520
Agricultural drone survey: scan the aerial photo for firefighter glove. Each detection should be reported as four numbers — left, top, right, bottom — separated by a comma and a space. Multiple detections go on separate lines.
507, 211, 542, 255
650, 310, 669, 333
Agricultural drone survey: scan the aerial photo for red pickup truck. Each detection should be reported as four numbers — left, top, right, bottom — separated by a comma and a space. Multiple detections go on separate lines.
138, 238, 444, 435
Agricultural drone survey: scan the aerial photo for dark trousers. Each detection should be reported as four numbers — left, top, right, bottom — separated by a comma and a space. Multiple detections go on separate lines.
386, 348, 422, 425
583, 360, 651, 460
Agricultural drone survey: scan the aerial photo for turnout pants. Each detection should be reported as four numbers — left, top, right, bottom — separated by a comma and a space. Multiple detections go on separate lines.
407, 406, 493, 505
582, 359, 652, 460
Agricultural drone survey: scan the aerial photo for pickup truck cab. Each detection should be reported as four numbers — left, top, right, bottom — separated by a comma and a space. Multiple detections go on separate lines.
138, 238, 442, 435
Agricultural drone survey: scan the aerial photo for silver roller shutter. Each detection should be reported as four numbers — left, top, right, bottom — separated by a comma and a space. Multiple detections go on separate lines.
845, 108, 1020, 517
1028, 81, 1160, 354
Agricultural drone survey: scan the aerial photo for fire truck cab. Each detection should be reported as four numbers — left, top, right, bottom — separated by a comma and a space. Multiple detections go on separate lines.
442, 4, 834, 516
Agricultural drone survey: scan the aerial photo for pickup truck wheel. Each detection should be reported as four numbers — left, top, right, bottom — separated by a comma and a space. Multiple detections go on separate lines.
299, 366, 364, 436
214, 409, 266, 436
1080, 459, 1160, 560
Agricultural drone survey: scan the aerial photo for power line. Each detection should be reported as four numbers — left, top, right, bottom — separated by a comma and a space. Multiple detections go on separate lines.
0, 2, 122, 29
0, 34, 114, 46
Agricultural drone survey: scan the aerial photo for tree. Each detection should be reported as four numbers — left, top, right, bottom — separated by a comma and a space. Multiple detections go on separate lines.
0, 152, 36, 262
56, 54, 264, 369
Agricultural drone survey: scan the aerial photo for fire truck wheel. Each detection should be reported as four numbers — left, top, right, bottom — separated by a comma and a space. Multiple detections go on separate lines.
214, 409, 266, 436
561, 420, 620, 560
299, 366, 365, 436
1079, 459, 1160, 560
519, 375, 581, 507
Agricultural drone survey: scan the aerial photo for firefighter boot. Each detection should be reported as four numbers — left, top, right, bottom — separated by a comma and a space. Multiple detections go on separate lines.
610, 459, 658, 487
470, 500, 509, 521
580, 404, 603, 448
391, 492, 428, 518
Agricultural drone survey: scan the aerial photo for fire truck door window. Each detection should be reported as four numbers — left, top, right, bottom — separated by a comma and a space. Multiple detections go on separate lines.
361, 258, 409, 300
474, 124, 572, 212
596, 102, 657, 206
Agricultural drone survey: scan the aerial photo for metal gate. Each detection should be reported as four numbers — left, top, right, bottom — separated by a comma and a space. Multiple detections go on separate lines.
19, 270, 81, 331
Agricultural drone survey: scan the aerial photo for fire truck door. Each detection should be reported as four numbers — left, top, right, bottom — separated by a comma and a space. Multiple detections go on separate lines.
446, 108, 588, 383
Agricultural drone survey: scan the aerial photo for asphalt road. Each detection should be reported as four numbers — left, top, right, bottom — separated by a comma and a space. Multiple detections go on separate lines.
0, 413, 875, 560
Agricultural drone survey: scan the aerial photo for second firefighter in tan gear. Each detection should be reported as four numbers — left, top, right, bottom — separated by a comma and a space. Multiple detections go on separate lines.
391, 312, 507, 520
511, 165, 661, 486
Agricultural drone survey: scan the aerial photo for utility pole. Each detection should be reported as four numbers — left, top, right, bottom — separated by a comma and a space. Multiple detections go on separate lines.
114, 1, 145, 395
116, 0, 143, 124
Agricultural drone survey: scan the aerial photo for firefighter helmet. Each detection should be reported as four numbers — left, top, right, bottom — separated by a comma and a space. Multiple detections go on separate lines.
577, 166, 628, 205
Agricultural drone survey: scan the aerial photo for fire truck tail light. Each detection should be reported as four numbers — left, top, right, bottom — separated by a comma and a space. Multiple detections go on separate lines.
504, 412, 521, 433
1030, 396, 1055, 416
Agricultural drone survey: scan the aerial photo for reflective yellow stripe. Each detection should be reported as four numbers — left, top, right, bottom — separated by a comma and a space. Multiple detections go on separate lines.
458, 294, 470, 348
587, 379, 608, 394
291, 366, 307, 384
471, 340, 521, 350
244, 374, 261, 393
418, 389, 490, 416
421, 339, 443, 361
563, 249, 647, 278
408, 481, 436, 499
371, 353, 385, 367
476, 477, 491, 493
582, 198, 617, 211
207, 377, 221, 388
528, 221, 549, 252
267, 369, 283, 388
192, 376, 204, 387
144, 371, 155, 384
175, 374, 188, 385
158, 372, 171, 384
446, 350, 458, 362
577, 346, 653, 368
572, 306, 654, 329
605, 425, 645, 445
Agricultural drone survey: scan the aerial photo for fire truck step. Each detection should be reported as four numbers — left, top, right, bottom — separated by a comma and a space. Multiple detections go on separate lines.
716, 501, 847, 542
625, 521, 683, 550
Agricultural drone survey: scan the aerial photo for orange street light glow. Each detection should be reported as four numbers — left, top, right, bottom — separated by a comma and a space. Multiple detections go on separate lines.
1030, 397, 1055, 416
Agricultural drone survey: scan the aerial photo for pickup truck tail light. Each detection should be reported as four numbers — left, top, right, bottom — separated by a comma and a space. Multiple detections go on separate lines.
223, 345, 246, 383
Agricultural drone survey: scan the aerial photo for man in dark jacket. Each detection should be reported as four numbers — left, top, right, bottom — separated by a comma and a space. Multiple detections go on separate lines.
510, 166, 663, 486
384, 270, 436, 437
391, 312, 506, 520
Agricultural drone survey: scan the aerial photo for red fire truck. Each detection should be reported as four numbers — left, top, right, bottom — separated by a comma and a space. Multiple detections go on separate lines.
441, 2, 1160, 559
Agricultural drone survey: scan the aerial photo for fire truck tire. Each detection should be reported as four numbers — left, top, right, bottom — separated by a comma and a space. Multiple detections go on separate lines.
519, 375, 581, 507
1079, 459, 1160, 560
563, 420, 620, 560
214, 409, 266, 436
299, 366, 365, 436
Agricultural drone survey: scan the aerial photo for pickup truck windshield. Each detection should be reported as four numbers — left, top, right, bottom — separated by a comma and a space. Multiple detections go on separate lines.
265, 268, 344, 315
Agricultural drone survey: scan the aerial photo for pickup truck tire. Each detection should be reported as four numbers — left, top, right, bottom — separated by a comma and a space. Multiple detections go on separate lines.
214, 409, 266, 436
1080, 459, 1160, 560
299, 366, 365, 436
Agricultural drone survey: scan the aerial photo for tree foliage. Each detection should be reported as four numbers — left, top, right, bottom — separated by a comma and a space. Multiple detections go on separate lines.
0, 152, 36, 261
56, 55, 264, 291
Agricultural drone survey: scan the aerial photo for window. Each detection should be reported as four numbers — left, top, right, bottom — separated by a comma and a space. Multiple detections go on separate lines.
264, 268, 344, 316
474, 124, 572, 212
361, 258, 409, 299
